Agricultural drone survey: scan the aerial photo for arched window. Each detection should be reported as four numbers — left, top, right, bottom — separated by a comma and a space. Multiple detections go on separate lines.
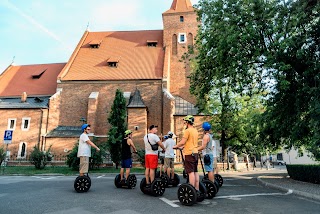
188, 33, 193, 50
172, 34, 177, 55
18, 142, 27, 159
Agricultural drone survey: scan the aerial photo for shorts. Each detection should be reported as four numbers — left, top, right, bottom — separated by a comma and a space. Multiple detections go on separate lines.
204, 154, 214, 172
121, 158, 132, 168
159, 156, 164, 165
79, 156, 89, 174
164, 158, 174, 169
145, 154, 158, 169
185, 154, 198, 174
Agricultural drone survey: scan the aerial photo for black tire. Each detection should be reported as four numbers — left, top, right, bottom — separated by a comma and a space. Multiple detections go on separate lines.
140, 178, 148, 194
155, 171, 161, 178
160, 174, 169, 187
128, 174, 137, 188
74, 176, 91, 193
202, 180, 217, 199
114, 174, 122, 188
177, 183, 197, 206
151, 178, 166, 196
197, 181, 207, 202
172, 173, 180, 187
215, 174, 223, 187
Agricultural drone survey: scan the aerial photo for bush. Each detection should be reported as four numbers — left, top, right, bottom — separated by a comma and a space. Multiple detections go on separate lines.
286, 164, 320, 184
0, 146, 6, 166
29, 146, 53, 169
136, 149, 145, 168
66, 142, 104, 171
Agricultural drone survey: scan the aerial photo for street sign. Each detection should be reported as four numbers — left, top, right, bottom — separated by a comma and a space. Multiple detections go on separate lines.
3, 130, 13, 144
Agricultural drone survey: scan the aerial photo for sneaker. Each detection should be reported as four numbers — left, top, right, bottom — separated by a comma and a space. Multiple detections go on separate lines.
145, 184, 151, 188
120, 178, 126, 185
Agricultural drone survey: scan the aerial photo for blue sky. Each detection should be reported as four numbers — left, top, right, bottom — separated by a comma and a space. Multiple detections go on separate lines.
0, 0, 198, 73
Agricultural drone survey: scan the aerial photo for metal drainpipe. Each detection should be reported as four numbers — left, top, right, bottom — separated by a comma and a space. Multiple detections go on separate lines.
38, 108, 44, 150
161, 81, 164, 135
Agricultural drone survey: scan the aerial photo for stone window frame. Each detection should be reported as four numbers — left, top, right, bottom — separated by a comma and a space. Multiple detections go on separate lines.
21, 117, 31, 131
7, 118, 16, 130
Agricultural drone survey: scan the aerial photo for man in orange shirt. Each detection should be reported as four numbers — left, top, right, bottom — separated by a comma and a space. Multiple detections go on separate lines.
173, 115, 199, 192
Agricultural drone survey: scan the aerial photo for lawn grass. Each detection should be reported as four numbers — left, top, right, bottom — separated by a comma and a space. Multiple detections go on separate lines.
1, 165, 184, 176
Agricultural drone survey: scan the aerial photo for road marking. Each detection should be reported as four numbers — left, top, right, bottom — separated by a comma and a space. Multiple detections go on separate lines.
0, 193, 8, 198
97, 175, 105, 178
159, 197, 180, 207
32, 176, 55, 180
215, 190, 293, 199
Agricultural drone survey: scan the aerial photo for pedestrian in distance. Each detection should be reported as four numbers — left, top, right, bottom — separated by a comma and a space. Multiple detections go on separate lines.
164, 131, 176, 183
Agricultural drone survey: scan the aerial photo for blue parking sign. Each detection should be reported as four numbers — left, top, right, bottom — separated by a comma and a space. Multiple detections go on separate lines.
4, 130, 13, 144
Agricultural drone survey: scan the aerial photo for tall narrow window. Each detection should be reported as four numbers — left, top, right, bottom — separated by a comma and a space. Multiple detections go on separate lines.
7, 118, 16, 130
18, 142, 27, 159
172, 34, 178, 55
180, 16, 184, 22
187, 33, 194, 50
21, 117, 31, 131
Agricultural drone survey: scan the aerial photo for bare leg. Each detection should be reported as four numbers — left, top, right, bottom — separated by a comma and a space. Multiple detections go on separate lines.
120, 168, 124, 180
150, 168, 155, 183
208, 171, 214, 182
189, 172, 196, 189
145, 168, 150, 184
195, 172, 199, 190
125, 168, 130, 180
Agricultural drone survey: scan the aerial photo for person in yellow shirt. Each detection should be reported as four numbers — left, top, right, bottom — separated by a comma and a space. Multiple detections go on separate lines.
173, 115, 199, 192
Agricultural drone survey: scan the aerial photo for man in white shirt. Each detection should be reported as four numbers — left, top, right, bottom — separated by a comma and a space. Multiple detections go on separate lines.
164, 131, 176, 182
143, 125, 166, 188
77, 124, 100, 176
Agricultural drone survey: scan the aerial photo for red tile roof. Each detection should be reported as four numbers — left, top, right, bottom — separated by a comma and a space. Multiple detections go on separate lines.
60, 30, 164, 81
163, 0, 194, 13
0, 63, 66, 97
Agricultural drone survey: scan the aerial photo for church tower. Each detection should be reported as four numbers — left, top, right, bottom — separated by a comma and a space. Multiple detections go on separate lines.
162, 0, 199, 104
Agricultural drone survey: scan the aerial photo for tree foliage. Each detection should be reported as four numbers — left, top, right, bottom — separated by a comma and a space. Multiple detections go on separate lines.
191, 0, 320, 160
105, 89, 127, 168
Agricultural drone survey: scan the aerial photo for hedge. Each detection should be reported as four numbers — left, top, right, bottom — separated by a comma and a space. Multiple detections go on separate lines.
286, 164, 320, 184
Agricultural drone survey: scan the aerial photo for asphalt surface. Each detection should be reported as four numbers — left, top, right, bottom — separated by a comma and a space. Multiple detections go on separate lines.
1, 166, 320, 214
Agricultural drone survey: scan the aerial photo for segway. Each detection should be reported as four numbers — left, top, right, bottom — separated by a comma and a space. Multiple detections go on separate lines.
204, 172, 224, 188
156, 169, 180, 187
114, 174, 137, 189
140, 177, 166, 196
176, 149, 207, 206
199, 153, 219, 199
74, 174, 91, 193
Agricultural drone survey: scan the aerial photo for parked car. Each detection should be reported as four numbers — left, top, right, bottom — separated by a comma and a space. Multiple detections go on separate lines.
276, 160, 286, 165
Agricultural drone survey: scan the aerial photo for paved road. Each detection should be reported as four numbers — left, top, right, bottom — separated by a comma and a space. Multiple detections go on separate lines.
0, 172, 319, 214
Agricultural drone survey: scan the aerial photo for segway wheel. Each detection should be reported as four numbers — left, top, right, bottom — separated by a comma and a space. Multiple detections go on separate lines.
160, 174, 169, 187
172, 173, 180, 187
128, 174, 137, 188
177, 183, 197, 206
202, 180, 217, 199
151, 178, 166, 196
197, 181, 207, 202
140, 178, 148, 194
114, 174, 122, 188
74, 176, 91, 193
215, 174, 223, 187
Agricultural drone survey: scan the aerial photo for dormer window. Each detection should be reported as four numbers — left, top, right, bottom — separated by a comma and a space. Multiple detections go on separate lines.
89, 40, 102, 48
180, 16, 184, 22
107, 57, 119, 67
32, 69, 46, 79
147, 40, 158, 47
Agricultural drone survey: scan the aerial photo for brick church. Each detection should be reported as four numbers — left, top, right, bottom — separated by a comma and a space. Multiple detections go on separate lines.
0, 0, 208, 161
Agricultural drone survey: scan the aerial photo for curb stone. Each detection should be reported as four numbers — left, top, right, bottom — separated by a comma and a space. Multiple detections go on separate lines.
257, 176, 320, 202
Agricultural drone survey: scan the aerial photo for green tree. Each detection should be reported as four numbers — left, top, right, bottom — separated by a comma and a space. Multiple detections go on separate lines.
105, 89, 127, 168
192, 0, 320, 160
